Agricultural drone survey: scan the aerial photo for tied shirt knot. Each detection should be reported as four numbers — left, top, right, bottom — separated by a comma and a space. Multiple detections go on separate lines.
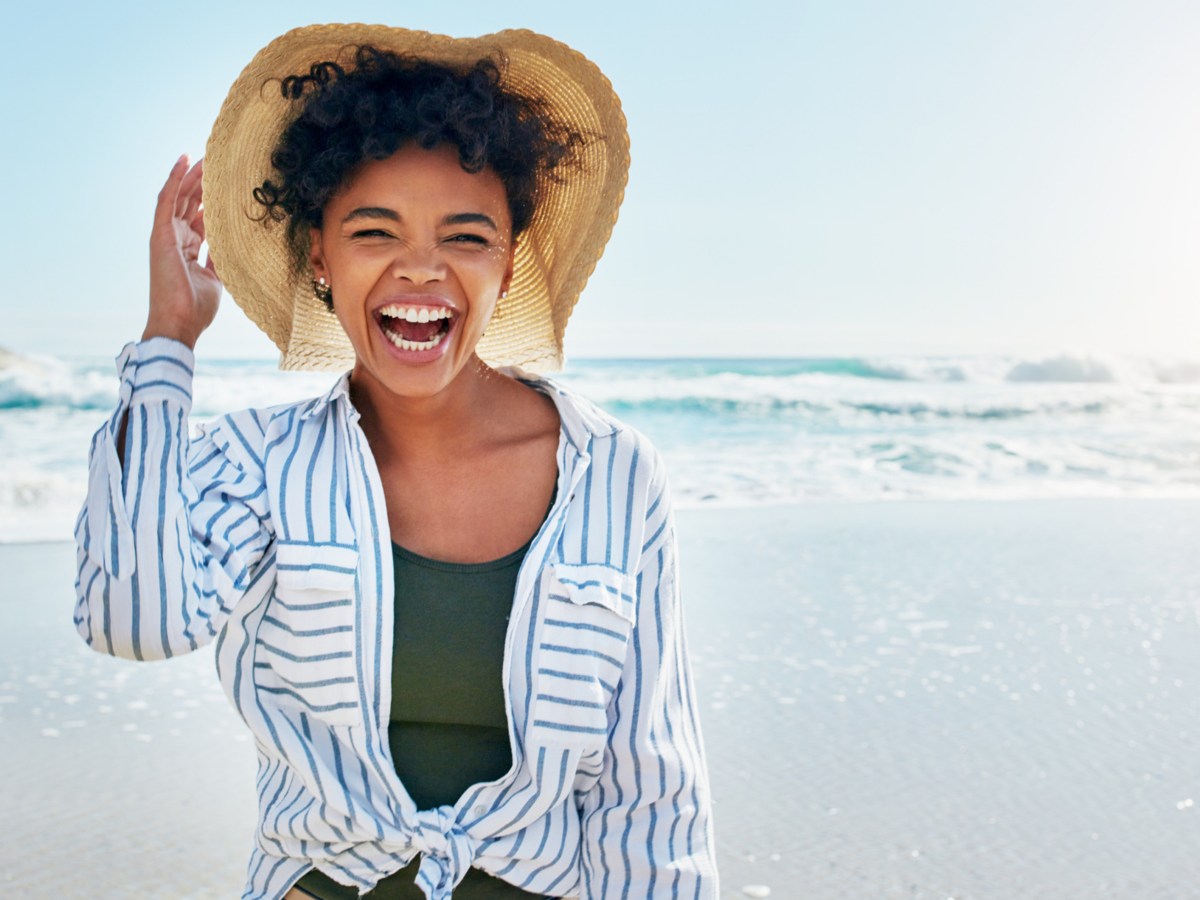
411, 805, 476, 900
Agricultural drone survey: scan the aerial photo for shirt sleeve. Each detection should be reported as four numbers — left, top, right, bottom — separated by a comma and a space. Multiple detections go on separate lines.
578, 457, 719, 898
73, 338, 273, 660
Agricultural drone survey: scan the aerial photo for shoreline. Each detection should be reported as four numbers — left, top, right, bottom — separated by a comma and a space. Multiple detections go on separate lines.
8, 493, 1200, 548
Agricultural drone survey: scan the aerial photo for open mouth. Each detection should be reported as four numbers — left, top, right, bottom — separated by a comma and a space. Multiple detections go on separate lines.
376, 304, 455, 352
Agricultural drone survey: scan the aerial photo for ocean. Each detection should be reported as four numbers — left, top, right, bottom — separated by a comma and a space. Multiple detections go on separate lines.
2, 350, 1199, 542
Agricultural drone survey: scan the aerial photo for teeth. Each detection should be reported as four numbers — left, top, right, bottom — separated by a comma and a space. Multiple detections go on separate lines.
382, 328, 447, 352
379, 305, 453, 322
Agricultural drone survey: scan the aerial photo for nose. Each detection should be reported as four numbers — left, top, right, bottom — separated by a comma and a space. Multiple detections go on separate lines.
391, 243, 445, 284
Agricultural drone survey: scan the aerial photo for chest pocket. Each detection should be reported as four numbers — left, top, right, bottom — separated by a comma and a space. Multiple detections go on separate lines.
531, 562, 637, 749
254, 540, 362, 728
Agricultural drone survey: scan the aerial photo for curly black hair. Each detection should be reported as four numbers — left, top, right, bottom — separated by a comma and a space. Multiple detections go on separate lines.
253, 45, 587, 287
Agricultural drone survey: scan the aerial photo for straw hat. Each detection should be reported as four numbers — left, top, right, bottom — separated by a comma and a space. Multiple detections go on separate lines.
204, 24, 629, 372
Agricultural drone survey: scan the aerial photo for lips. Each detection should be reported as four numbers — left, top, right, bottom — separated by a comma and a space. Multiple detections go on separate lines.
375, 303, 456, 352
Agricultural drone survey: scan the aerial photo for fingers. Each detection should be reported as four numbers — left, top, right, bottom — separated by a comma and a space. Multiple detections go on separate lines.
153, 154, 190, 233
153, 155, 207, 238
198, 209, 219, 278
178, 158, 204, 223
191, 204, 207, 243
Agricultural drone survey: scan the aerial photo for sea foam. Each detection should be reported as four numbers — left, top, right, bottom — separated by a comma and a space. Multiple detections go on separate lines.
2, 352, 1198, 541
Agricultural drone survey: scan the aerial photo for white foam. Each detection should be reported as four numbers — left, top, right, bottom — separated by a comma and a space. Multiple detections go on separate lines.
4, 354, 1200, 541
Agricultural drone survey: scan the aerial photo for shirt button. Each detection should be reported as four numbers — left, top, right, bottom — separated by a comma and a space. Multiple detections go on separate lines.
474, 805, 487, 815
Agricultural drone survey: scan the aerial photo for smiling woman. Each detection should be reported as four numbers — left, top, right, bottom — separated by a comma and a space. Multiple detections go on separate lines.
72, 22, 716, 900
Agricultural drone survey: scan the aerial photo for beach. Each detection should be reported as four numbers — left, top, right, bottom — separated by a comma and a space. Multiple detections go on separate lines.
4, 499, 1200, 898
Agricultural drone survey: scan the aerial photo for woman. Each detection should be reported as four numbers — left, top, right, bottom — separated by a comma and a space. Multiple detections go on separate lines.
74, 24, 716, 900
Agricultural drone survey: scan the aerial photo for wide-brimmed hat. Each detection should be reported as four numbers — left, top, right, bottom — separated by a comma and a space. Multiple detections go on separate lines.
204, 24, 629, 372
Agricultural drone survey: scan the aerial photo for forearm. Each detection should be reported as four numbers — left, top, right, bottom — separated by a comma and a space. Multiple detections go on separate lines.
74, 339, 267, 659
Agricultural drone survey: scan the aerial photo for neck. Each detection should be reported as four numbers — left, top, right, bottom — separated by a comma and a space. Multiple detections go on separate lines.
349, 355, 500, 464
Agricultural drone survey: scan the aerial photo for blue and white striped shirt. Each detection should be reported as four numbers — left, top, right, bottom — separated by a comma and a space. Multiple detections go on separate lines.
74, 338, 718, 900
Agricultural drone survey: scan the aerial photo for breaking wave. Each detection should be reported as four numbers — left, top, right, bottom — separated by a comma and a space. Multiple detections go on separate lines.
3, 351, 1199, 541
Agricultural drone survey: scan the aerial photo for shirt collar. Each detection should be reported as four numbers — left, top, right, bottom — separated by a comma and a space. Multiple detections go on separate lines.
299, 371, 356, 422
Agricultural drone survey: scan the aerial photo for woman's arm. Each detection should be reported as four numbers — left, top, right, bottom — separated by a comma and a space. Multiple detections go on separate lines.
578, 459, 719, 898
73, 156, 269, 660
73, 337, 273, 660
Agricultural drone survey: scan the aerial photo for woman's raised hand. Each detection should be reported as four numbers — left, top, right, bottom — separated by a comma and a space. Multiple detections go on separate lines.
143, 155, 222, 348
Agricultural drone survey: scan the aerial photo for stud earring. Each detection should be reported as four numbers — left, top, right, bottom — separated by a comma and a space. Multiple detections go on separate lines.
312, 277, 332, 304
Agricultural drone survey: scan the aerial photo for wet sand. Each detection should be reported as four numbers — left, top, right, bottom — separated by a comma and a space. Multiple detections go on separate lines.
4, 500, 1200, 898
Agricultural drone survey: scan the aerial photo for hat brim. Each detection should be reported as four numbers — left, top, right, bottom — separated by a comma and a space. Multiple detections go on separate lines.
204, 24, 629, 372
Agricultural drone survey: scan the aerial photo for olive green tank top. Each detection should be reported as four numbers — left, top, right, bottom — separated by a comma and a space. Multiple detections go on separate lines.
293, 535, 545, 899
386, 538, 527, 810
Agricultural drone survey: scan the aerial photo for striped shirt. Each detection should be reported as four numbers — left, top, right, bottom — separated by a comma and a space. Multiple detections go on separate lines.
74, 338, 718, 900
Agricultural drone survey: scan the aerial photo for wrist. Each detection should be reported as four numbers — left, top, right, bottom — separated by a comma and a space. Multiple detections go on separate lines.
142, 316, 200, 348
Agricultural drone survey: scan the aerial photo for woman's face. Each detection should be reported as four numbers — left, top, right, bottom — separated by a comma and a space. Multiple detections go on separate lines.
309, 143, 514, 401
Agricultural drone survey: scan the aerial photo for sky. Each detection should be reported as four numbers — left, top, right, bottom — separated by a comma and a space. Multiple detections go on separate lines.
3, 0, 1199, 361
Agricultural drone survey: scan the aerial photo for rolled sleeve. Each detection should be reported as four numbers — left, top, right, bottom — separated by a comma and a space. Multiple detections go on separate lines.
74, 339, 271, 660
82, 339, 196, 577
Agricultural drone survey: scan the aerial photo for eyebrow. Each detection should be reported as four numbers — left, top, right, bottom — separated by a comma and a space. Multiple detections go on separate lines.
341, 208, 499, 231
342, 207, 399, 224
442, 212, 499, 232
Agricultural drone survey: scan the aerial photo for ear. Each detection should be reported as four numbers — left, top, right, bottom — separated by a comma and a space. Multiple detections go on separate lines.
308, 227, 327, 281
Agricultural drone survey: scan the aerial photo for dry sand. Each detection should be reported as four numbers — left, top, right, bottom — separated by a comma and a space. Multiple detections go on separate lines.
3, 499, 1200, 898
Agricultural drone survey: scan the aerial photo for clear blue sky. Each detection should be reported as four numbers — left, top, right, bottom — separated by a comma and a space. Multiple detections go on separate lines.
4, 0, 1199, 360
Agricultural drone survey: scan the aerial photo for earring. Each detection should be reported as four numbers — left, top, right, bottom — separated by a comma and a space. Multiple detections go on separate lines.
312, 277, 332, 304
500, 289, 508, 299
